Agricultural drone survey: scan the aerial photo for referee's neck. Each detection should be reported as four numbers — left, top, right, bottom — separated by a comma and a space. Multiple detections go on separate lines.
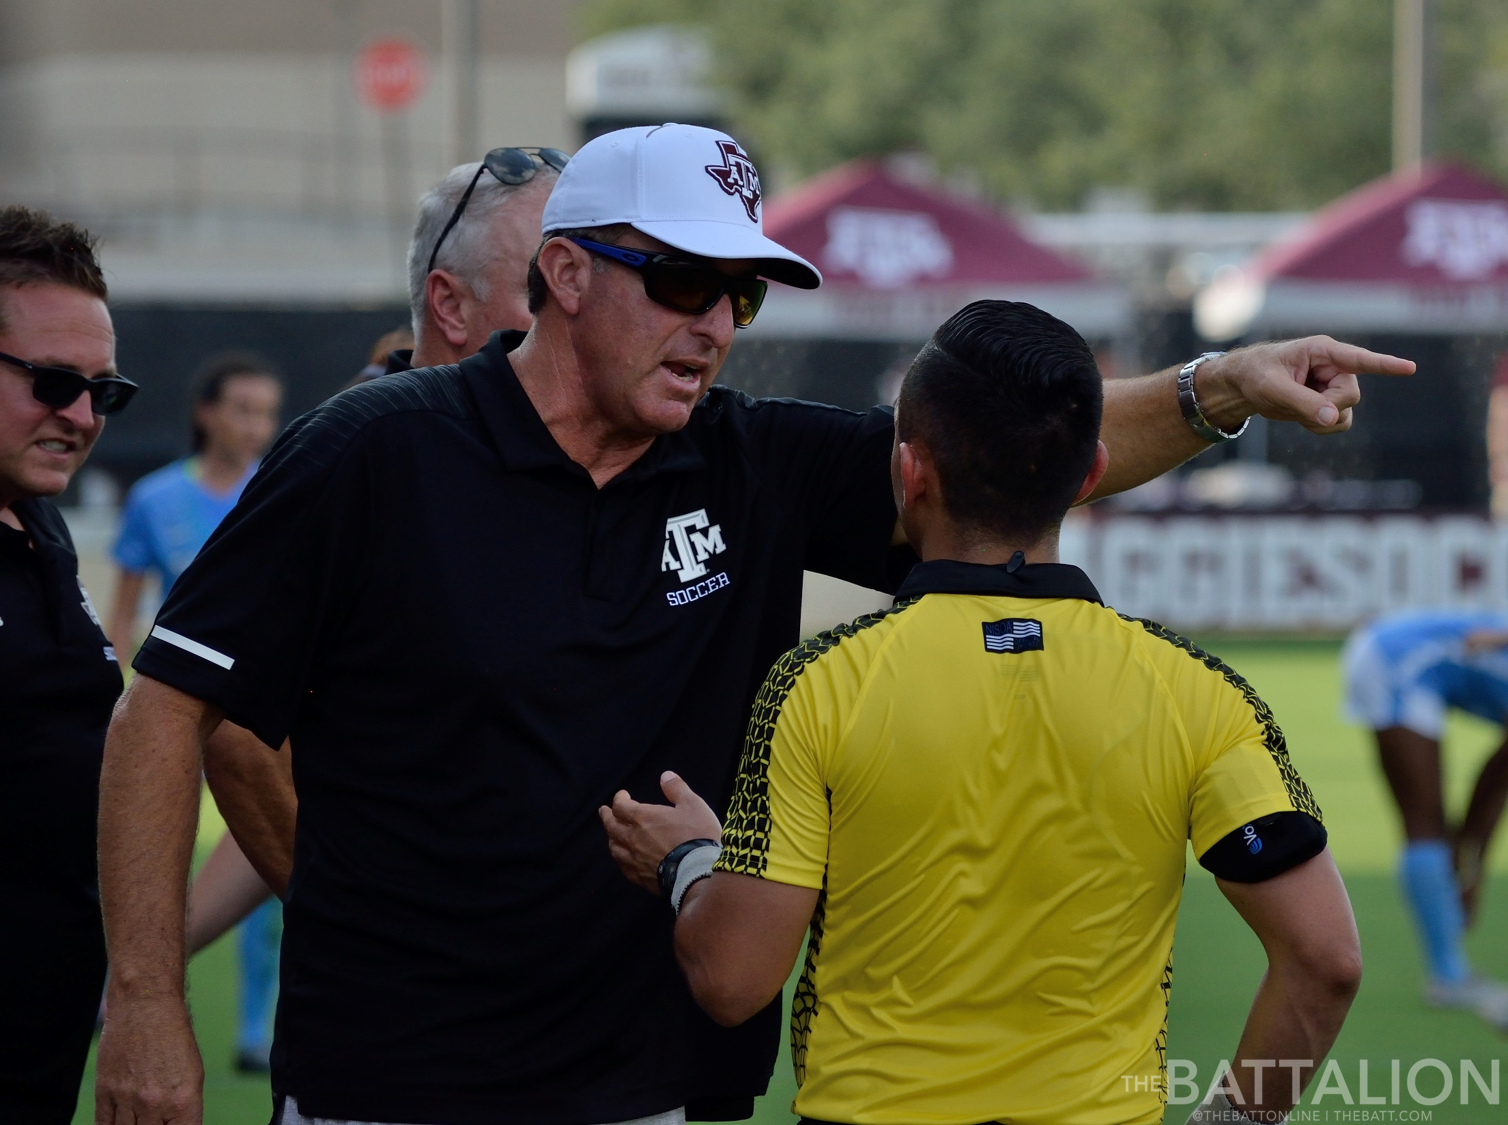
913, 522, 1059, 567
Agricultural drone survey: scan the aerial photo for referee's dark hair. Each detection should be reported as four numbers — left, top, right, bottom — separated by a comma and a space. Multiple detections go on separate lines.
0, 205, 107, 332
897, 300, 1103, 542
188, 351, 283, 452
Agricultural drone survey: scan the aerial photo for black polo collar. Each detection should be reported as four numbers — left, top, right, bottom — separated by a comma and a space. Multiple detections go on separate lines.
896, 558, 1103, 604
1, 497, 73, 558
461, 330, 707, 482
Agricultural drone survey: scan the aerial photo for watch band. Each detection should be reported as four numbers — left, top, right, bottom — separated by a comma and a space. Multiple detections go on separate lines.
669, 844, 721, 914
656, 838, 720, 902
1177, 351, 1250, 443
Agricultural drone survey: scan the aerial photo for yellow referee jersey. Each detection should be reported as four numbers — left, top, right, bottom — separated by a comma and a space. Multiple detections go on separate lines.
716, 559, 1321, 1125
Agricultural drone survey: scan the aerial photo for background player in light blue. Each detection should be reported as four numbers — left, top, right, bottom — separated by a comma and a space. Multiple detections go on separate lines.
107, 351, 285, 1073
1343, 610, 1508, 1031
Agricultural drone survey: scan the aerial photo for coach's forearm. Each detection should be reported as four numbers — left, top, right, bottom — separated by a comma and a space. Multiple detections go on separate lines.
99, 675, 222, 996
96, 678, 217, 1120
203, 721, 297, 897
1089, 367, 1210, 500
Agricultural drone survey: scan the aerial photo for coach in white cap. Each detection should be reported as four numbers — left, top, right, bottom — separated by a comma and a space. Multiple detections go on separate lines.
97, 124, 1410, 1125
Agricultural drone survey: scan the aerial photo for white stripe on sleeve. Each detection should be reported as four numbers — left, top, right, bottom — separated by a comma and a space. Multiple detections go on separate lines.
149, 625, 235, 670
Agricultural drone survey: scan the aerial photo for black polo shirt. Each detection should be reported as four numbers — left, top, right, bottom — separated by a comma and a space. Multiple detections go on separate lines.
134, 330, 908, 1124
1, 498, 123, 898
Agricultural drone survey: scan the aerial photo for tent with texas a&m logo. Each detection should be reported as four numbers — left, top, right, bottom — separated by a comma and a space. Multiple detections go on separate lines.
745, 158, 1131, 344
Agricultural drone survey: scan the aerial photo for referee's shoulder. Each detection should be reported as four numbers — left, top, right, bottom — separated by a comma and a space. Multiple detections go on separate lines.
1108, 608, 1266, 702
759, 596, 920, 707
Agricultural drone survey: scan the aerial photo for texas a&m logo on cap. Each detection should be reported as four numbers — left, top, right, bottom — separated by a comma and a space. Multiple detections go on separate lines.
704, 139, 762, 223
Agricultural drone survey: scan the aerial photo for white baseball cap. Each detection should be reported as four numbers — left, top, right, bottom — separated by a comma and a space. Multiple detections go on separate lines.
542, 123, 821, 289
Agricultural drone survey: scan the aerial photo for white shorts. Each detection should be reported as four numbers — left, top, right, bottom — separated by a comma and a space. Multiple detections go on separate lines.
1342, 629, 1447, 739
277, 1095, 686, 1125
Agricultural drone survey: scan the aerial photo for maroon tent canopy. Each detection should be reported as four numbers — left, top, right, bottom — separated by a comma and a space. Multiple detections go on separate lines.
751, 159, 1129, 340
1197, 163, 1508, 339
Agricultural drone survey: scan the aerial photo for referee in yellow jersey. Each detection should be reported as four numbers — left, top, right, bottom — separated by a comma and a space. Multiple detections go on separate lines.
602, 300, 1363, 1125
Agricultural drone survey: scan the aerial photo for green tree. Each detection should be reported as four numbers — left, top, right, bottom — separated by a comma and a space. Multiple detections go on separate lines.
576, 0, 1508, 210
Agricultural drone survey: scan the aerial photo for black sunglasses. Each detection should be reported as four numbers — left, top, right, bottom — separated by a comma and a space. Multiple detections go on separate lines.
0, 349, 139, 416
426, 147, 571, 274
568, 238, 769, 329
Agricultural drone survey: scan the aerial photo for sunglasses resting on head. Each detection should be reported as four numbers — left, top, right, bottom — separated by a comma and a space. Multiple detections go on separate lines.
568, 238, 768, 328
427, 147, 571, 275
0, 349, 138, 415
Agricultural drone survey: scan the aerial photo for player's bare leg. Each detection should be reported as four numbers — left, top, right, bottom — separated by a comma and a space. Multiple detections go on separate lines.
1375, 726, 1447, 840
1456, 734, 1508, 924
1375, 726, 1508, 1026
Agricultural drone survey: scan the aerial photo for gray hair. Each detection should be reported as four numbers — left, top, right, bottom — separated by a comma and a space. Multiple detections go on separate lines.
405, 161, 558, 330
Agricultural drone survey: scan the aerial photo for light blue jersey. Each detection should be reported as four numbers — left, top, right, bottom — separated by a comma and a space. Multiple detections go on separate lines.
1344, 610, 1508, 737
112, 458, 256, 590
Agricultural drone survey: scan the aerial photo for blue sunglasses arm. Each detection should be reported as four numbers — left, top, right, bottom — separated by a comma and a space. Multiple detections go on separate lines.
568, 238, 651, 267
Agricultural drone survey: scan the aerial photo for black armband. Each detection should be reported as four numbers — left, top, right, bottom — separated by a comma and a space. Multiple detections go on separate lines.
1198, 811, 1327, 883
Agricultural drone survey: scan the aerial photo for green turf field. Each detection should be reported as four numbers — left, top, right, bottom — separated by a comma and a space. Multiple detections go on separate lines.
72, 640, 1508, 1123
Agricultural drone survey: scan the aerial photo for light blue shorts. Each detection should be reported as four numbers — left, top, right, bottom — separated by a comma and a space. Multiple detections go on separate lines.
1342, 629, 1447, 738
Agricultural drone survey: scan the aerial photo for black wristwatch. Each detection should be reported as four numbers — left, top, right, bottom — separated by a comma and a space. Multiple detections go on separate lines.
656, 839, 720, 899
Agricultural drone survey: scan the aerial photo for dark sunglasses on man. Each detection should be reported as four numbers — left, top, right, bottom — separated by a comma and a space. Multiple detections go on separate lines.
568, 238, 769, 329
426, 146, 571, 274
0, 349, 139, 416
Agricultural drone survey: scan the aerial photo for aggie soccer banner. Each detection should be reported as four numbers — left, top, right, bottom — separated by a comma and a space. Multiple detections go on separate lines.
1061, 514, 1508, 631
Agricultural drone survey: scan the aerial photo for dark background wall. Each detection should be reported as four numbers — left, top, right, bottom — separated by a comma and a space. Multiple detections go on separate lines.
88, 304, 413, 487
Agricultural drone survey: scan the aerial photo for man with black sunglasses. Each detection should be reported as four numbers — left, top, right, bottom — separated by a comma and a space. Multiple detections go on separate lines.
0, 204, 135, 1123
99, 124, 1411, 1125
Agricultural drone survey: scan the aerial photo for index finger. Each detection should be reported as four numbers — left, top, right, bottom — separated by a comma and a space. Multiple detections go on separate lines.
1309, 339, 1416, 376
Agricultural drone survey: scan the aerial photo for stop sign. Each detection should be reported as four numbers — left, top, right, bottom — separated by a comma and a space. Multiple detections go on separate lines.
356, 37, 427, 113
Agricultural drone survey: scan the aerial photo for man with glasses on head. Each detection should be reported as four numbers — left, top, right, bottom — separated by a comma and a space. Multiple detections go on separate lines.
400, 145, 568, 373
0, 204, 138, 1123
98, 124, 1412, 1125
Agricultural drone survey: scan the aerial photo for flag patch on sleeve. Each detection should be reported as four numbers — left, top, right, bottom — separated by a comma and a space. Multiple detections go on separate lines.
982, 618, 1043, 653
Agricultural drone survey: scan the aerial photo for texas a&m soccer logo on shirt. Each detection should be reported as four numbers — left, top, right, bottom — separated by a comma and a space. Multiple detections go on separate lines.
662, 508, 731, 607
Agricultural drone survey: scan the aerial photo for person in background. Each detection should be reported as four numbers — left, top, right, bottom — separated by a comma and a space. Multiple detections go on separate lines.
0, 204, 138, 1122
1343, 610, 1508, 1031
1487, 352, 1508, 519
400, 146, 562, 373
107, 352, 283, 654
341, 325, 414, 391
107, 350, 285, 1072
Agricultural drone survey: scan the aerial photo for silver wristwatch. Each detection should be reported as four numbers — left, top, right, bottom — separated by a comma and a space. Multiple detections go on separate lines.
1177, 351, 1249, 443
